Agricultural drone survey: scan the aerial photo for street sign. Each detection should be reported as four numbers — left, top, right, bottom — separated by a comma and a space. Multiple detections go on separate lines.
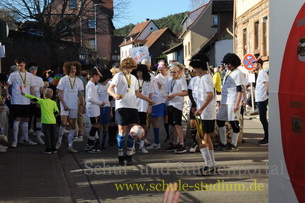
243, 53, 256, 70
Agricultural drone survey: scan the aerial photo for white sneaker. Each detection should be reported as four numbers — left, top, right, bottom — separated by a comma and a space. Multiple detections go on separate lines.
0, 134, 8, 143
146, 143, 161, 149
189, 144, 198, 153
68, 147, 78, 153
130, 148, 136, 155
23, 139, 38, 145
0, 144, 8, 150
144, 139, 151, 145
139, 147, 149, 154
36, 137, 45, 145
0, 148, 7, 153
63, 128, 69, 134
56, 141, 62, 150
11, 141, 17, 148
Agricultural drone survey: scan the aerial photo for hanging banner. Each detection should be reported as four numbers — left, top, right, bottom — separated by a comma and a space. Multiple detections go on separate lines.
130, 46, 150, 63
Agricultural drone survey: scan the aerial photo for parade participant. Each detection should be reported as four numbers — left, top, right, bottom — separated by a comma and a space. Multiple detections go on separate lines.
216, 53, 244, 151
28, 63, 45, 145
190, 54, 217, 175
132, 64, 154, 154
22, 88, 59, 154
96, 68, 113, 149
165, 64, 188, 153
188, 75, 199, 153
253, 58, 269, 146
147, 59, 170, 149
84, 68, 104, 153
6, 57, 37, 148
108, 57, 154, 165
56, 61, 84, 153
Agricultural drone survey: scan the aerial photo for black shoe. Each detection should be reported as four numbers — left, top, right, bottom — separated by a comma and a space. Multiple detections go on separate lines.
175, 145, 187, 154
125, 155, 133, 166
223, 143, 239, 151
163, 137, 170, 142
88, 148, 101, 154
214, 143, 227, 150
44, 149, 51, 155
165, 145, 178, 152
198, 166, 216, 176
118, 156, 125, 166
258, 139, 268, 146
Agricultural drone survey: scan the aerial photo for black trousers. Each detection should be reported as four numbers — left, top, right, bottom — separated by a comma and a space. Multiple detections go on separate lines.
43, 124, 57, 151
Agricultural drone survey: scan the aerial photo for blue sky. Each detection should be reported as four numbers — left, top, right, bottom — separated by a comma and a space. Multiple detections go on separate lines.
113, 0, 190, 28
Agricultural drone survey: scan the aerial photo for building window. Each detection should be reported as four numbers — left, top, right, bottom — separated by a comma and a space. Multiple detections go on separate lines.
88, 19, 96, 29
254, 21, 259, 50
213, 16, 218, 26
188, 42, 190, 56
88, 39, 95, 50
184, 45, 187, 57
69, 0, 77, 9
262, 16, 269, 56
243, 28, 247, 56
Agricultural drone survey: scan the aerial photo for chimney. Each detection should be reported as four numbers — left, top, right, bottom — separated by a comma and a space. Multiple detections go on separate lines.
146, 18, 150, 21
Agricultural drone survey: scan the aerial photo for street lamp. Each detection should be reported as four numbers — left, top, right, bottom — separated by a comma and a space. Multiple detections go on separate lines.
94, 3, 103, 52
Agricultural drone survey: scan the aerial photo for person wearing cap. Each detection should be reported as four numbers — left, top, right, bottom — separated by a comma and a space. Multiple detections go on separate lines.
216, 53, 245, 151
253, 58, 269, 146
108, 57, 154, 166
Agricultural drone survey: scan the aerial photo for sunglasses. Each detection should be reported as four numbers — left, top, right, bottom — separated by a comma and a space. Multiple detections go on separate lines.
170, 71, 177, 74
30, 67, 37, 70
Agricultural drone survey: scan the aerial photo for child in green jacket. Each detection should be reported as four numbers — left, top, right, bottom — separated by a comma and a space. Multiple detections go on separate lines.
22, 88, 59, 154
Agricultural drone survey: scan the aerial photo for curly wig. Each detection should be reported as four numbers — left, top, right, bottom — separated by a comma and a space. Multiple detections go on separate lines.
63, 61, 82, 76
221, 53, 241, 67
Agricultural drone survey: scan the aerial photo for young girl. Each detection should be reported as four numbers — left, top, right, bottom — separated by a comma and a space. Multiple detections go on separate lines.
147, 60, 170, 150
108, 57, 154, 166
132, 64, 153, 154
190, 54, 217, 175
96, 69, 113, 148
165, 64, 188, 153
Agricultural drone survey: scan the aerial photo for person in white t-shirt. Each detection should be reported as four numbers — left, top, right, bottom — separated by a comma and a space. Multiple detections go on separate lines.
216, 53, 244, 151
190, 54, 217, 175
147, 60, 170, 150
28, 63, 45, 145
253, 58, 269, 146
96, 69, 113, 149
108, 57, 154, 166
56, 61, 84, 153
84, 68, 104, 153
165, 64, 188, 154
132, 64, 154, 154
6, 57, 37, 148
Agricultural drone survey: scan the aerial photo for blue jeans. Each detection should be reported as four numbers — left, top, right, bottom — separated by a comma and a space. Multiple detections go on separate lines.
257, 99, 268, 140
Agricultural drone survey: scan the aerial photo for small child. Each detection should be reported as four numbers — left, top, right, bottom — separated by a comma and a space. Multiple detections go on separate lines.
22, 88, 59, 154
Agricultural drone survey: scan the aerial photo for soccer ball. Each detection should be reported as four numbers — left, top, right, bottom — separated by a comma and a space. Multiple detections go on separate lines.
130, 125, 145, 139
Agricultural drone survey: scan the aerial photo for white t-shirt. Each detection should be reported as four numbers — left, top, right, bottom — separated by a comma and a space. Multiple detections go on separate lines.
255, 70, 269, 102
96, 82, 110, 107
152, 73, 169, 105
166, 77, 188, 111
86, 81, 102, 117
57, 75, 84, 110
192, 74, 216, 120
8, 71, 35, 105
136, 79, 153, 112
33, 76, 44, 98
111, 72, 138, 110
221, 68, 244, 105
